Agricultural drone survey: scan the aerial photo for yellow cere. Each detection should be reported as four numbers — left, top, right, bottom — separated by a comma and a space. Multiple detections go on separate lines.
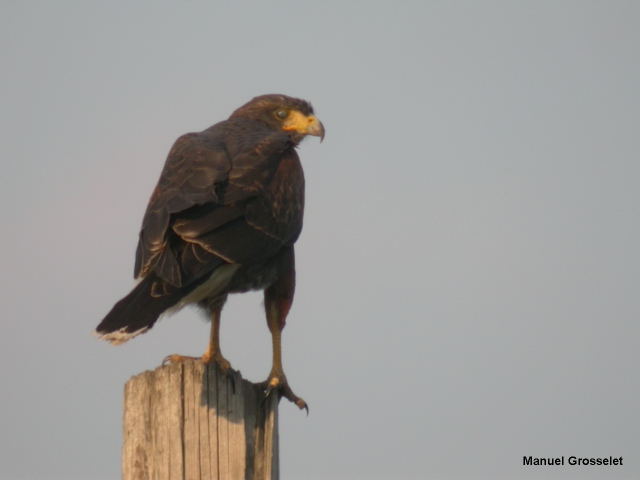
282, 110, 319, 134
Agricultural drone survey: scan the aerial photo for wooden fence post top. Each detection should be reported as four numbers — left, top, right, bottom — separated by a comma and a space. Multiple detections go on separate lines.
122, 360, 279, 480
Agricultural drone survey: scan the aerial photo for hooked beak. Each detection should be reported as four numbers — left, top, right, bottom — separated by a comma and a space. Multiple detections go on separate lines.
306, 115, 325, 141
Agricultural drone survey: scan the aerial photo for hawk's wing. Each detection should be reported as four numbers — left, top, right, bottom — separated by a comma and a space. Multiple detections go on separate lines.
134, 123, 295, 288
134, 131, 231, 285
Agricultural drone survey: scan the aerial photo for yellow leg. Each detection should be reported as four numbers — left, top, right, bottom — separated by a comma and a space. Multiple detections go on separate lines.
266, 309, 284, 388
201, 306, 231, 371
163, 304, 231, 372
261, 249, 307, 412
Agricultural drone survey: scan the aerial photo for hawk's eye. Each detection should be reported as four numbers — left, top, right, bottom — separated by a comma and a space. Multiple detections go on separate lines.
275, 110, 288, 119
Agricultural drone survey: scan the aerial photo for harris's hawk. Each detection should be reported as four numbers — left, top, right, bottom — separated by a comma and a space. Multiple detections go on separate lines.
96, 94, 324, 409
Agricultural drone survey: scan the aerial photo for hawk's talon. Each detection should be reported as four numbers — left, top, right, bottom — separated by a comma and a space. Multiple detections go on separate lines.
259, 373, 308, 414
161, 353, 233, 374
162, 353, 199, 365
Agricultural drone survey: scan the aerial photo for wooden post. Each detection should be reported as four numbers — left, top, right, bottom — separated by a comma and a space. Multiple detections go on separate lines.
122, 360, 279, 480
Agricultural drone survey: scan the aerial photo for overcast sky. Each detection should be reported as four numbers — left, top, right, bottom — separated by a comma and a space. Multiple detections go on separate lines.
1, 1, 639, 479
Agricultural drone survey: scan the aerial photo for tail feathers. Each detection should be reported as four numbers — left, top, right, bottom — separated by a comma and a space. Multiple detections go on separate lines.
96, 276, 182, 345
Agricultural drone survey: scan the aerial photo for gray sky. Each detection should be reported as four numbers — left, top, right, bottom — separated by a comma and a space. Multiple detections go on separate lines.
1, 1, 639, 479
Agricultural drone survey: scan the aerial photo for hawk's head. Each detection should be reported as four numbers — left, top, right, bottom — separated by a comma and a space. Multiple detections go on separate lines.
230, 94, 325, 142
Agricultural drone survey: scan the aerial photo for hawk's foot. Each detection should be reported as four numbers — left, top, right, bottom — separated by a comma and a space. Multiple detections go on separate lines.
201, 350, 232, 373
162, 353, 232, 373
258, 371, 308, 413
162, 354, 199, 365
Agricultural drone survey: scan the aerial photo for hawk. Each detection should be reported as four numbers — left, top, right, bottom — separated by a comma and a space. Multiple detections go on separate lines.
96, 94, 324, 410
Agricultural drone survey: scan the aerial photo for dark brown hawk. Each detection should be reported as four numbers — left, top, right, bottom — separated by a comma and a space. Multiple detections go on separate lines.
96, 94, 324, 410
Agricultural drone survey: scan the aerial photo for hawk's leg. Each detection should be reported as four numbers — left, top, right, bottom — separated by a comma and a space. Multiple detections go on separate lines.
201, 304, 231, 371
163, 303, 231, 372
259, 248, 308, 412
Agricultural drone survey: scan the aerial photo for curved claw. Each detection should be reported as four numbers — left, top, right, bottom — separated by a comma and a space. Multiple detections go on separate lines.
259, 375, 308, 414
162, 353, 198, 365
280, 384, 309, 414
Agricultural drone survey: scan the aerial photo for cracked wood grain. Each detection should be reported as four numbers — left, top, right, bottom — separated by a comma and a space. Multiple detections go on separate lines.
122, 360, 279, 480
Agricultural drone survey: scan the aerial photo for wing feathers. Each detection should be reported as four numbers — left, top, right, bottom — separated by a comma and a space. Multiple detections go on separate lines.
193, 218, 283, 265
172, 204, 245, 239
134, 130, 231, 279
134, 120, 300, 287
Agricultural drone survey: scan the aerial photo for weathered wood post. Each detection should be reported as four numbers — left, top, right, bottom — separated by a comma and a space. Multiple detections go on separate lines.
122, 359, 279, 480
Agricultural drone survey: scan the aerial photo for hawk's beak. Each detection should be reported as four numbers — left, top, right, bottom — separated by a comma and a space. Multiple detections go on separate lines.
306, 116, 325, 142
283, 112, 325, 141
